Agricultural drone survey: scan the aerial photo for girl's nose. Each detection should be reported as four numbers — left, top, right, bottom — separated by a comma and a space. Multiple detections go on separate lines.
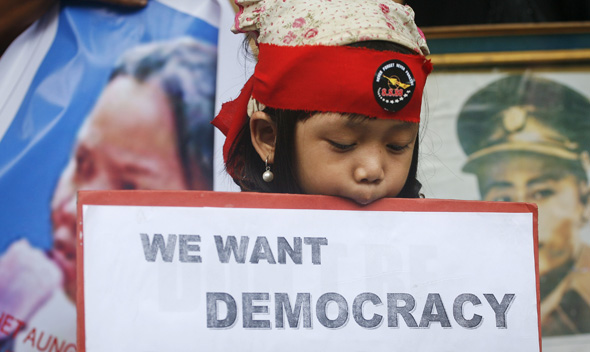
354, 154, 385, 184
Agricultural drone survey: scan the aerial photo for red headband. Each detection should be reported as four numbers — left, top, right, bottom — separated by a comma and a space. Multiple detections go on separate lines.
213, 43, 433, 164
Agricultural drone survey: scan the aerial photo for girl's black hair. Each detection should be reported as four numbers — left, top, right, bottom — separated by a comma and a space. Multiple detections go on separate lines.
226, 41, 423, 198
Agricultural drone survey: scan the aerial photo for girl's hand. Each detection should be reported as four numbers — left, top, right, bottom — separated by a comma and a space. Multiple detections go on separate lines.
0, 0, 149, 55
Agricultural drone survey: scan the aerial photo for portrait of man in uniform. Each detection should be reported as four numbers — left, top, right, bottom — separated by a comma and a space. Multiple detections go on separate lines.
457, 74, 590, 336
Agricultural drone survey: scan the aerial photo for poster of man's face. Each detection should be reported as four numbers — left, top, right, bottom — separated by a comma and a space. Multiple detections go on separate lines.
421, 70, 590, 349
0, 3, 220, 351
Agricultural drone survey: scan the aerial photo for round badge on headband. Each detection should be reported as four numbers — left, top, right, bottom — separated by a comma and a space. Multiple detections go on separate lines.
373, 60, 416, 112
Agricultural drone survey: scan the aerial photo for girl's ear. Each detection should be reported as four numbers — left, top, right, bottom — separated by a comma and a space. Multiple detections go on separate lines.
250, 111, 277, 164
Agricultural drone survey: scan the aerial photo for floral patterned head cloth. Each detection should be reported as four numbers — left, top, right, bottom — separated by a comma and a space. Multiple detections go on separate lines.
233, 0, 429, 55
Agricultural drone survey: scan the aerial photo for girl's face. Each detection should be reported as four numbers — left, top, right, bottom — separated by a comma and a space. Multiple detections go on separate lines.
293, 112, 418, 205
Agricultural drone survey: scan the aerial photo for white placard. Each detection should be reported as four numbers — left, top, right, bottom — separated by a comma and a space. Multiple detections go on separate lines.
79, 192, 539, 351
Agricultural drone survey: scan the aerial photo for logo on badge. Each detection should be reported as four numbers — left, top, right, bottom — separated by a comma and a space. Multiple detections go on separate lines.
373, 60, 415, 112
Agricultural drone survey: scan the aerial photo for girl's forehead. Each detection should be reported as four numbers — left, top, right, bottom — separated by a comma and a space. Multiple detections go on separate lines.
302, 112, 419, 132
314, 111, 417, 123
345, 114, 417, 127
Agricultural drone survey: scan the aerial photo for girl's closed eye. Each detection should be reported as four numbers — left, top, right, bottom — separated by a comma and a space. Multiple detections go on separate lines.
387, 143, 411, 153
328, 140, 356, 151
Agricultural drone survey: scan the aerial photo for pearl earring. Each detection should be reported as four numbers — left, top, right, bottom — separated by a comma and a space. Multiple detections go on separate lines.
262, 156, 274, 182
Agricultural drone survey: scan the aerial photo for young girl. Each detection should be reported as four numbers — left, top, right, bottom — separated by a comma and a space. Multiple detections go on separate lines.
213, 0, 432, 204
